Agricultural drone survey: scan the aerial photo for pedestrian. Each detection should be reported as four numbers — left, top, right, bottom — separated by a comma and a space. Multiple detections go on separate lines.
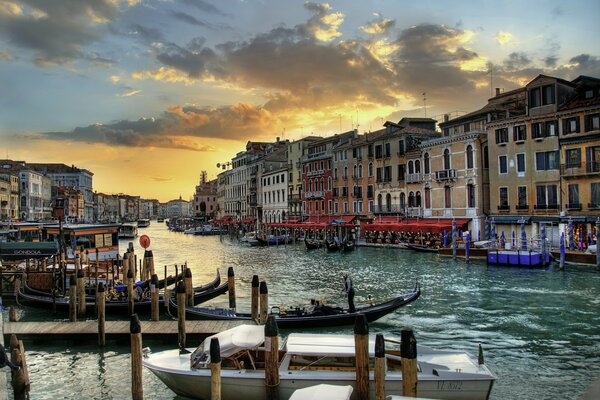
342, 272, 356, 313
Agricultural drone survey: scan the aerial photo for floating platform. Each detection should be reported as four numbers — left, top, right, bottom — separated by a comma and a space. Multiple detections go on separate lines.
487, 250, 550, 267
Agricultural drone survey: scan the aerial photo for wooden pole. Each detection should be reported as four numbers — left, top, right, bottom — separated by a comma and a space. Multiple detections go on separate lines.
130, 314, 143, 400
9, 306, 18, 322
176, 281, 186, 349
163, 265, 171, 315
69, 275, 77, 322
122, 252, 130, 285
127, 269, 134, 316
375, 333, 386, 400
77, 268, 86, 316
95, 248, 99, 289
264, 315, 280, 400
184, 267, 193, 306
227, 267, 236, 310
401, 328, 418, 397
10, 335, 30, 400
259, 281, 268, 324
97, 282, 106, 347
354, 314, 369, 400
210, 337, 221, 400
251, 274, 259, 322
150, 274, 159, 321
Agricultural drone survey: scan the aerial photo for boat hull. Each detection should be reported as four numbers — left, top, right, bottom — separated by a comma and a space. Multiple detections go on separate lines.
146, 352, 494, 400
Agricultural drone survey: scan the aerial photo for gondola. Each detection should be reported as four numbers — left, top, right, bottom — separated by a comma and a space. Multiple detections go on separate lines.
170, 284, 420, 329
17, 271, 228, 315
341, 240, 355, 252
304, 238, 323, 250
325, 239, 342, 252
256, 235, 292, 246
406, 243, 438, 253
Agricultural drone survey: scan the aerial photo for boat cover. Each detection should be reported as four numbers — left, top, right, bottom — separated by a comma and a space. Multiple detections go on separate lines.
289, 384, 353, 400
286, 333, 377, 357
202, 325, 264, 358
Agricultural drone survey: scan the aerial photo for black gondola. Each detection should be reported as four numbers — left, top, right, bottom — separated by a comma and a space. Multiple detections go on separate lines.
325, 238, 342, 252
169, 284, 420, 329
342, 240, 355, 252
406, 243, 439, 253
17, 271, 228, 314
304, 238, 323, 250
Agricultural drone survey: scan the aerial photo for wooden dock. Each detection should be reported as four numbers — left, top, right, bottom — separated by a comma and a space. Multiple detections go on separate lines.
3, 320, 251, 342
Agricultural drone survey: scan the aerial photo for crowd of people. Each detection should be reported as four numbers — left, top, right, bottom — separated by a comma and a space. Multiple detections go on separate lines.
365, 231, 445, 248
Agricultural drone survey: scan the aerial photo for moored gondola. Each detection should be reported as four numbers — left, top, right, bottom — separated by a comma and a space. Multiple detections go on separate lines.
325, 238, 342, 252
341, 240, 355, 252
304, 237, 323, 250
170, 284, 420, 329
406, 243, 438, 253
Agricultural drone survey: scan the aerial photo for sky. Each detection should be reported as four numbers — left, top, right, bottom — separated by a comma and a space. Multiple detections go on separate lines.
1, 0, 599, 202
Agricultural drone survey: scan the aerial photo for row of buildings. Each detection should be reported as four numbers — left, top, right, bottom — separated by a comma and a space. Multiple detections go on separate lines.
0, 160, 196, 223
212, 74, 600, 245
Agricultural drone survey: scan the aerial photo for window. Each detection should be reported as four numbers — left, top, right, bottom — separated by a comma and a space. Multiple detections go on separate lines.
529, 85, 555, 108
444, 186, 451, 208
385, 143, 391, 158
499, 155, 508, 174
400, 192, 406, 208
588, 146, 600, 173
565, 148, 581, 168
334, 168, 338, 180
464, 122, 470, 132
495, 128, 509, 144
376, 168, 382, 182
443, 149, 451, 169
334, 202, 339, 213
398, 140, 405, 155
518, 186, 527, 208
358, 165, 363, 178
563, 117, 580, 134
408, 192, 414, 207
535, 150, 559, 171
567, 184, 580, 209
424, 153, 430, 174
543, 85, 555, 105
353, 201, 357, 213
397, 164, 405, 181
499, 187, 509, 208
415, 160, 421, 174
367, 185, 374, 198
384, 166, 392, 182
591, 182, 600, 208
368, 163, 373, 177
516, 153, 526, 176
368, 145, 374, 158
408, 161, 414, 174
415, 192, 421, 207
368, 200, 373, 212
343, 166, 348, 179
535, 185, 558, 209
466, 146, 474, 169
529, 87, 541, 108
425, 187, 431, 209
375, 145, 383, 159
342, 187, 348, 197
586, 113, 600, 131
467, 184, 475, 208
343, 202, 348, 213
513, 125, 526, 142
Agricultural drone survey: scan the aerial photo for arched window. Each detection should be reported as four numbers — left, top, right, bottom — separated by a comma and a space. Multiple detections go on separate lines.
309, 179, 313, 191
425, 187, 431, 209
415, 160, 421, 174
400, 192, 406, 209
320, 178, 324, 192
408, 161, 414, 174
467, 183, 476, 208
353, 165, 357, 178
466, 145, 474, 169
368, 163, 374, 177
424, 152, 430, 174
334, 168, 338, 180
328, 177, 332, 190
344, 166, 348, 179
408, 191, 415, 207
358, 164, 363, 178
415, 191, 422, 207
443, 149, 451, 170
377, 194, 383, 210
386, 193, 392, 211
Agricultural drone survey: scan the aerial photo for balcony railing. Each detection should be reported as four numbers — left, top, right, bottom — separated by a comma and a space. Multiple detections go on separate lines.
588, 202, 600, 209
566, 203, 582, 210
405, 173, 421, 183
561, 162, 600, 177
516, 204, 529, 211
497, 204, 510, 211
373, 204, 406, 213
534, 204, 560, 210
434, 169, 457, 181
289, 194, 301, 202
305, 191, 324, 199
307, 170, 324, 177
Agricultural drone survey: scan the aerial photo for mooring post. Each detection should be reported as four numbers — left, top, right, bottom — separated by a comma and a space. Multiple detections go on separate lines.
210, 337, 221, 400
9, 306, 18, 322
375, 333, 385, 400
185, 268, 193, 306
97, 282, 106, 347
227, 267, 236, 310
146, 249, 155, 277
122, 252, 130, 285
354, 314, 369, 400
77, 268, 86, 317
10, 335, 30, 400
68, 275, 77, 322
127, 269, 134, 316
259, 281, 268, 324
130, 314, 143, 400
150, 274, 159, 321
401, 328, 418, 397
251, 275, 259, 322
176, 281, 186, 349
164, 265, 171, 315
265, 315, 280, 400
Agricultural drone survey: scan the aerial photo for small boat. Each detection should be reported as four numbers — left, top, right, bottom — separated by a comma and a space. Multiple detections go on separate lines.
137, 219, 151, 228
341, 240, 355, 252
118, 223, 138, 239
157, 217, 165, 223
550, 247, 598, 267
143, 323, 496, 400
240, 231, 257, 243
304, 237, 322, 250
170, 285, 420, 329
406, 243, 438, 253
325, 238, 342, 252
256, 235, 291, 246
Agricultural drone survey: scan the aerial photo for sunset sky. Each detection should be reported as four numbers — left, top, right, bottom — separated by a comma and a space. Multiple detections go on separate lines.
1, 0, 599, 202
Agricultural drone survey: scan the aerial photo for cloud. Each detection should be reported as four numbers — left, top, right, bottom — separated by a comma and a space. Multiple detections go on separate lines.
0, 51, 14, 61
360, 17, 395, 35
180, 0, 228, 17
303, 2, 345, 42
118, 89, 141, 97
0, 0, 119, 65
503, 52, 531, 71
495, 31, 514, 46
544, 55, 558, 68
168, 10, 209, 28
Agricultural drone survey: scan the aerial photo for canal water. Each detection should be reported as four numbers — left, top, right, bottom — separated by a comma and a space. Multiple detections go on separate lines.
8, 223, 600, 399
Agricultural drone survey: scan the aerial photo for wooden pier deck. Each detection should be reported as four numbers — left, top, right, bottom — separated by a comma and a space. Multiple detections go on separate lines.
3, 320, 251, 342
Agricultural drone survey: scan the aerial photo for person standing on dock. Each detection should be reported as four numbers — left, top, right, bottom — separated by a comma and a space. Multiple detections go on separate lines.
342, 272, 356, 313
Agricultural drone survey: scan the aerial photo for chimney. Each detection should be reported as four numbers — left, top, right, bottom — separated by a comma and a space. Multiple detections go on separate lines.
443, 114, 449, 122
495, 88, 501, 96
276, 136, 280, 143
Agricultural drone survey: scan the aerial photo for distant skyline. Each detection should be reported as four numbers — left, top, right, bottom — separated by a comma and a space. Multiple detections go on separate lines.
1, 0, 599, 201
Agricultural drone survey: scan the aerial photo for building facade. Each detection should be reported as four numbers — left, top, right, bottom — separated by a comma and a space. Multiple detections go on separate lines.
19, 170, 52, 221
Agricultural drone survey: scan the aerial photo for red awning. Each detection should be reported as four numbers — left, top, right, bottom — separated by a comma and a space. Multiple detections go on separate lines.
303, 215, 356, 225
362, 218, 470, 234
241, 218, 255, 224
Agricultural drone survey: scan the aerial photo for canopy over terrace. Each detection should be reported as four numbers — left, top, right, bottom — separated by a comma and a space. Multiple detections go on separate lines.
212, 215, 234, 225
363, 218, 470, 234
266, 215, 357, 229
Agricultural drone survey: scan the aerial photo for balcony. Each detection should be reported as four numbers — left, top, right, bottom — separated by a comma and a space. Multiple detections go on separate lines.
305, 191, 324, 199
588, 202, 600, 209
405, 173, 422, 184
307, 170, 324, 177
434, 169, 457, 181
373, 204, 406, 213
566, 203, 582, 210
561, 162, 600, 177
516, 204, 529, 211
497, 204, 511, 211
289, 194, 301, 202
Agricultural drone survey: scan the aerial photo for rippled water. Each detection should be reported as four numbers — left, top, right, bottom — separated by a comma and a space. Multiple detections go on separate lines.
8, 223, 600, 399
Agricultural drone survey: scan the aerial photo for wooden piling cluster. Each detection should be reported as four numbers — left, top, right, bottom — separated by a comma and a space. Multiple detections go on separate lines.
9, 334, 30, 400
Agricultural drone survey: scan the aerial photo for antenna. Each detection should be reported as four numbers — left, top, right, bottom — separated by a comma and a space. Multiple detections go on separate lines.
339, 114, 342, 132
490, 65, 493, 97
423, 92, 427, 118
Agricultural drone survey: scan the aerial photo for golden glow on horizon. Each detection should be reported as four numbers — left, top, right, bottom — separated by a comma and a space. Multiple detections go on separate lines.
460, 55, 489, 72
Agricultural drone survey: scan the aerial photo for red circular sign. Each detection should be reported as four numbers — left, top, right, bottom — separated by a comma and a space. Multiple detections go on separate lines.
139, 235, 151, 249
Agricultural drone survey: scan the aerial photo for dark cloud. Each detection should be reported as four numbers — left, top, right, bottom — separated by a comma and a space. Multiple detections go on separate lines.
180, 0, 228, 17
0, 0, 118, 65
503, 52, 531, 71
128, 24, 164, 44
555, 54, 600, 78
544, 56, 558, 68
167, 10, 231, 30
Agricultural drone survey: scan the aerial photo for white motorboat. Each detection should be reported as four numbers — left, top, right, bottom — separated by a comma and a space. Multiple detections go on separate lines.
240, 231, 257, 243
143, 325, 495, 400
118, 223, 138, 239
